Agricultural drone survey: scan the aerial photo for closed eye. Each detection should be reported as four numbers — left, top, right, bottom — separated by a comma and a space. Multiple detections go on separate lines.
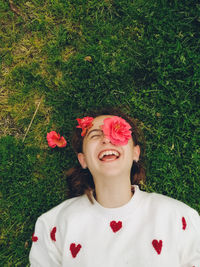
90, 134, 102, 139
87, 129, 103, 139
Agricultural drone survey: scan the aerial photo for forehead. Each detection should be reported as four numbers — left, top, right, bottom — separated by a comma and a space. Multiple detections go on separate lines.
91, 115, 113, 129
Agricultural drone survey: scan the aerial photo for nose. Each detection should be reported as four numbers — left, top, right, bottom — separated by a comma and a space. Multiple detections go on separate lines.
102, 135, 110, 144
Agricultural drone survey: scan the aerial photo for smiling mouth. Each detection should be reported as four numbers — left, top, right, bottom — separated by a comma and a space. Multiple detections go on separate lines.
98, 150, 120, 162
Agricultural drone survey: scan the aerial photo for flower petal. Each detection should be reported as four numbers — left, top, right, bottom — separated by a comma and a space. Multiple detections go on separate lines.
101, 116, 132, 146
47, 131, 67, 148
76, 117, 94, 136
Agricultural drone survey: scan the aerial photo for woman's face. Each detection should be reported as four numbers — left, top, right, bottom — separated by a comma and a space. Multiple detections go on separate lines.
78, 115, 140, 179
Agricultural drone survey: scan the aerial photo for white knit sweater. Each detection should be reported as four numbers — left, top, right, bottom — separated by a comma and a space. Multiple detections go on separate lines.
29, 186, 200, 267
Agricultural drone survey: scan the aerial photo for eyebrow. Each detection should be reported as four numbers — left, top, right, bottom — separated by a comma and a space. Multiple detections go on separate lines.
86, 129, 103, 138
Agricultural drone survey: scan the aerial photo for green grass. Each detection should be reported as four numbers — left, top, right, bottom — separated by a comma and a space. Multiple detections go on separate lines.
0, 0, 200, 265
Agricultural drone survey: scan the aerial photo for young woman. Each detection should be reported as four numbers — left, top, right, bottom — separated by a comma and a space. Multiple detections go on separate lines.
29, 108, 200, 266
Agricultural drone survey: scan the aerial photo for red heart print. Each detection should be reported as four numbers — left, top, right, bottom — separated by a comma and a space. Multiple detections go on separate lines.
110, 221, 122, 233
50, 227, 57, 241
152, 240, 162, 255
182, 217, 187, 230
32, 233, 38, 242
70, 243, 82, 258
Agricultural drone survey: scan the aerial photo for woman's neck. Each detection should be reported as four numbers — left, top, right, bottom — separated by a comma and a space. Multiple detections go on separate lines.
93, 176, 133, 208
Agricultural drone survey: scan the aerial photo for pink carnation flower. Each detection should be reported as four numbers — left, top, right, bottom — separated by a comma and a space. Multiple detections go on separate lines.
101, 116, 132, 146
76, 116, 94, 136
46, 131, 67, 148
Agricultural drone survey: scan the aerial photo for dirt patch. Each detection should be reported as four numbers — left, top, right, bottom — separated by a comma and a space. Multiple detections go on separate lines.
0, 113, 24, 138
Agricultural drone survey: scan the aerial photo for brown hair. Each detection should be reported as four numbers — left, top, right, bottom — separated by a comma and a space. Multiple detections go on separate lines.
66, 107, 146, 202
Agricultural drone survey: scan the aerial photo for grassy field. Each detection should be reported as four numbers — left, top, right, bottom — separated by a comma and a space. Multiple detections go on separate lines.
0, 0, 200, 265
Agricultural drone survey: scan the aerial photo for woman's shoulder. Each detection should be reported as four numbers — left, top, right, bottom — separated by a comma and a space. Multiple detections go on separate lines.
37, 194, 90, 224
139, 187, 199, 223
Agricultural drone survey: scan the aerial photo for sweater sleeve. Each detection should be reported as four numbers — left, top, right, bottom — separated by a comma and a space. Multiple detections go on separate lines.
29, 217, 61, 267
180, 209, 200, 267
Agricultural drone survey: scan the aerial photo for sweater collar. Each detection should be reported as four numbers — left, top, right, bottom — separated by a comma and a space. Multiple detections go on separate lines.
89, 185, 143, 219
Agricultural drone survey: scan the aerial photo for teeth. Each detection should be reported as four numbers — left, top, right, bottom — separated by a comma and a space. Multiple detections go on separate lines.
99, 150, 120, 160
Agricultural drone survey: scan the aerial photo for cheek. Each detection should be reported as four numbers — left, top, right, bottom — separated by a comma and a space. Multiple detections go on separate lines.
82, 138, 90, 155
82, 138, 87, 152
83, 143, 96, 162
124, 146, 135, 162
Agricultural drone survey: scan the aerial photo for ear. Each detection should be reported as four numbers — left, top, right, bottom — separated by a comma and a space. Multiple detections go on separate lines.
77, 153, 87, 169
133, 145, 140, 162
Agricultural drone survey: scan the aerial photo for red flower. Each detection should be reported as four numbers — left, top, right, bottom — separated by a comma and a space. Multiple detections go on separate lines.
46, 131, 67, 148
101, 116, 132, 146
76, 117, 94, 136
